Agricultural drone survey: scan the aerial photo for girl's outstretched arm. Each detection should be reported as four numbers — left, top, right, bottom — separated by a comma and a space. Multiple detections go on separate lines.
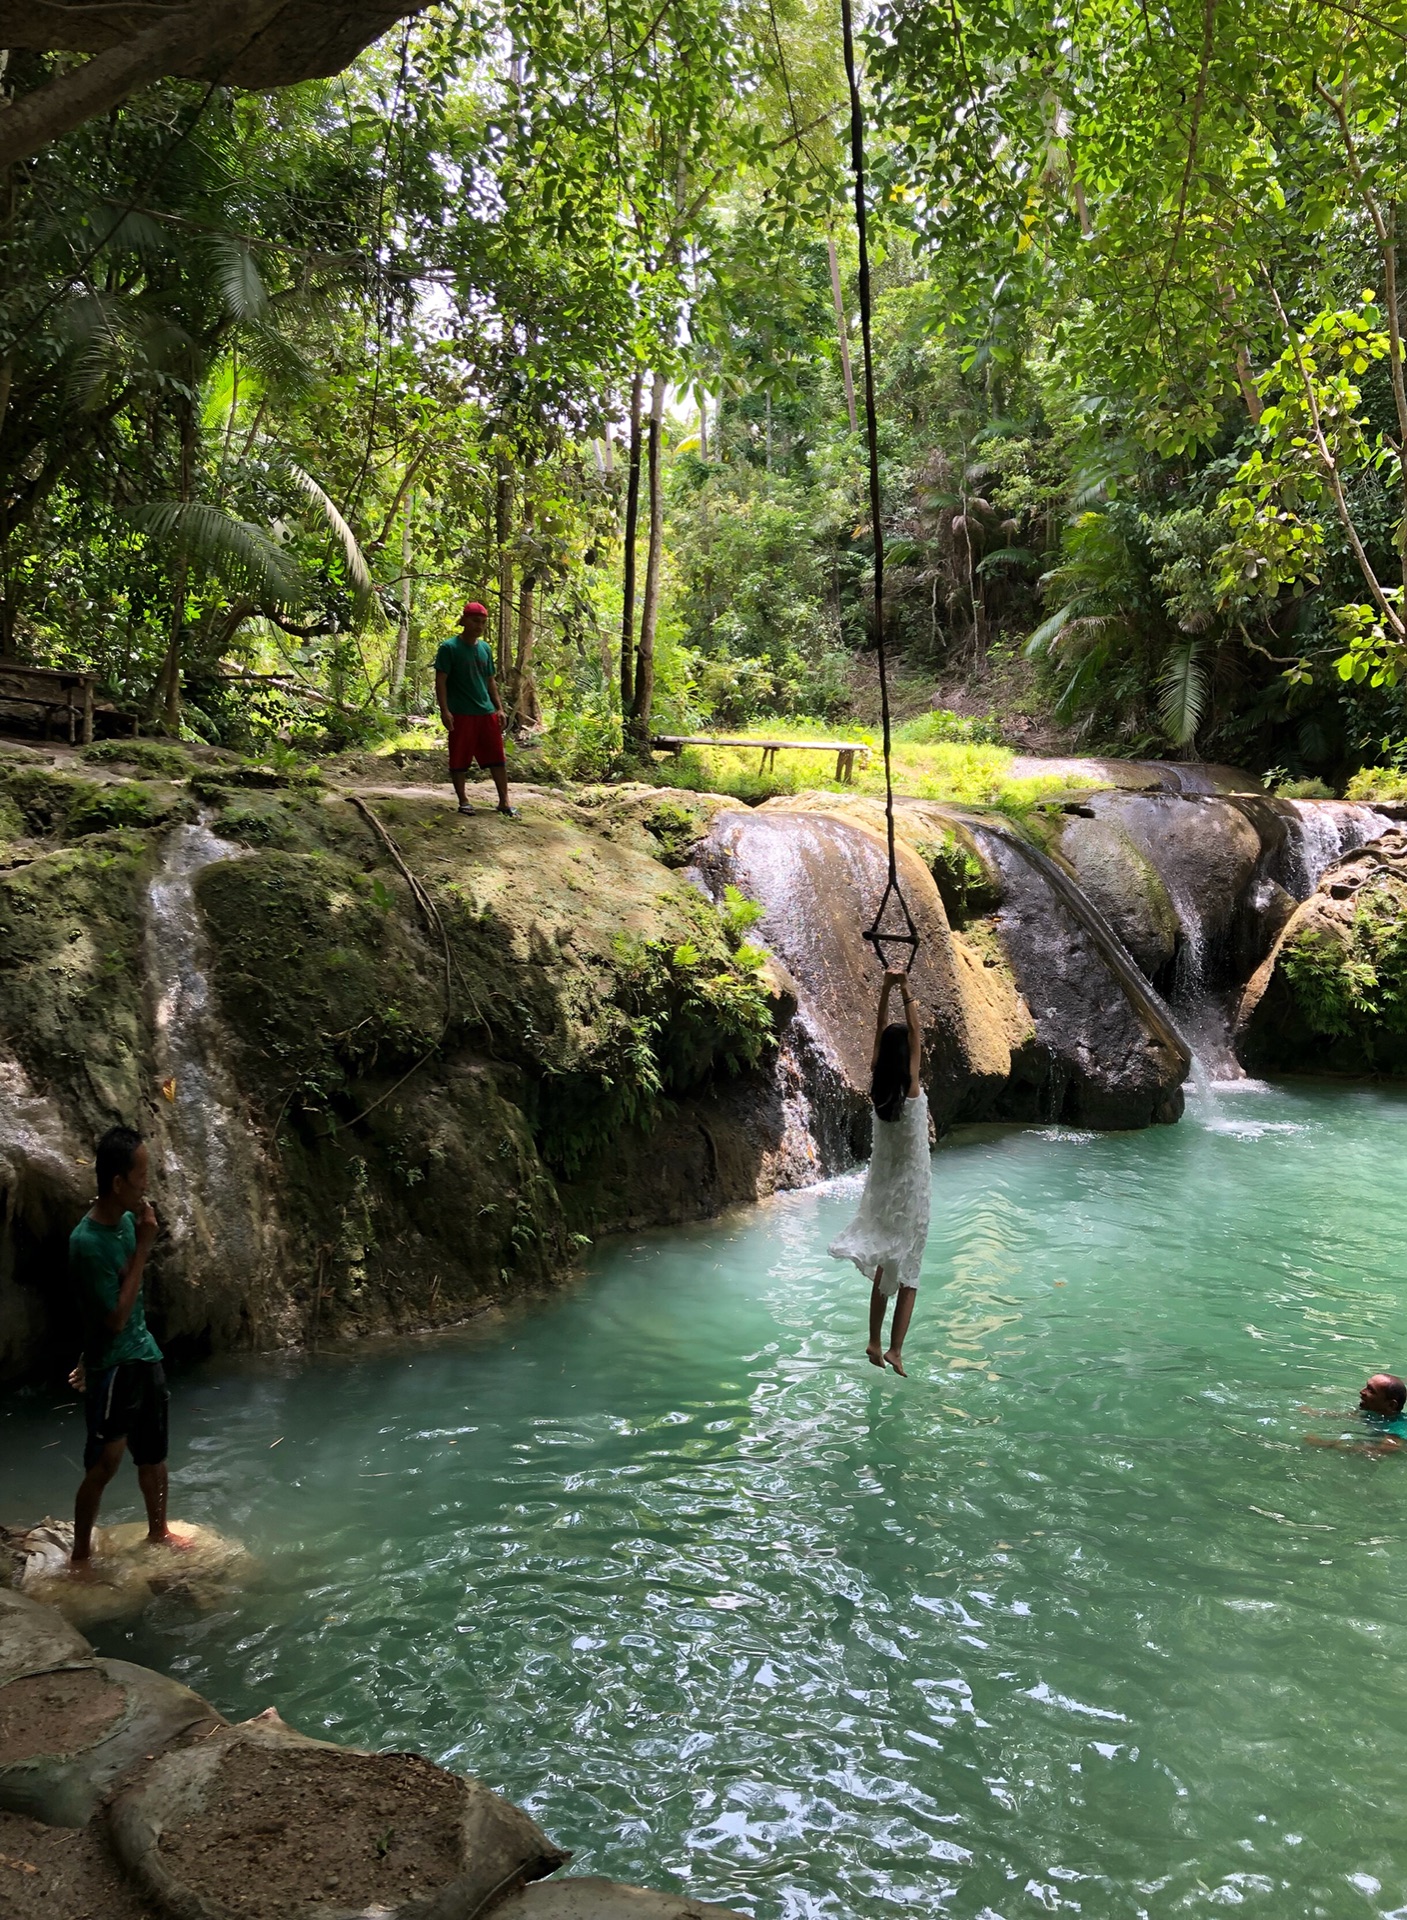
872, 970, 898, 1070
902, 972, 922, 1094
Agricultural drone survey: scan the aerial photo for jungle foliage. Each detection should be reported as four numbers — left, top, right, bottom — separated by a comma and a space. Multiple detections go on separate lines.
4, 1, 1407, 787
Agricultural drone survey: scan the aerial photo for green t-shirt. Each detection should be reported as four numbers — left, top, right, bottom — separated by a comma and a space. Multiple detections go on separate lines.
1367, 1413, 1407, 1440
434, 636, 497, 716
71, 1211, 161, 1369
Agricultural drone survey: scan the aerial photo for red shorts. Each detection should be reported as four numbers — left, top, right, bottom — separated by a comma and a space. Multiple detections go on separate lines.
448, 712, 505, 771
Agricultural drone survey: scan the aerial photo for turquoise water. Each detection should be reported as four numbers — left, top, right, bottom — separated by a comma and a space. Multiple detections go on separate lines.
5, 1080, 1407, 1918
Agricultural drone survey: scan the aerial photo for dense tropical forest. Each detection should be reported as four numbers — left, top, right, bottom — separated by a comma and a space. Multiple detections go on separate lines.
5, 0, 1407, 795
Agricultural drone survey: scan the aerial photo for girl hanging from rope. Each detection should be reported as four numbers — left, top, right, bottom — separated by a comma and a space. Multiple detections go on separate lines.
829, 967, 930, 1375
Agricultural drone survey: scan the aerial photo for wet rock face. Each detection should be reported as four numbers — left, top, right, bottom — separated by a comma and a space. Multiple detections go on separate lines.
1055, 813, 1180, 979
966, 828, 1186, 1129
691, 806, 1037, 1156
1236, 827, 1407, 1075
1080, 793, 1264, 995
0, 772, 784, 1379
695, 803, 1186, 1137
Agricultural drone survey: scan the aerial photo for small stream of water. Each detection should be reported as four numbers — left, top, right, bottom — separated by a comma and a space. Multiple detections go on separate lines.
5, 1083, 1407, 1917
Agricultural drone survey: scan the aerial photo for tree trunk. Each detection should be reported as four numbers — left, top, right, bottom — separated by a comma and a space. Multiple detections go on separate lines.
628, 374, 666, 748
158, 563, 187, 732
157, 402, 197, 731
494, 460, 514, 682
391, 490, 414, 706
828, 231, 858, 433
698, 386, 709, 460
0, 0, 286, 172
512, 569, 541, 728
620, 366, 645, 715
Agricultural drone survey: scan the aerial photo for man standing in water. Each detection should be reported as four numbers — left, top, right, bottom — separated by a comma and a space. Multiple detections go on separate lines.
434, 601, 517, 818
68, 1126, 186, 1572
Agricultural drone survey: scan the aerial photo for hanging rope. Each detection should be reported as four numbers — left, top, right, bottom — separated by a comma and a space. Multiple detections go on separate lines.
839, 0, 919, 973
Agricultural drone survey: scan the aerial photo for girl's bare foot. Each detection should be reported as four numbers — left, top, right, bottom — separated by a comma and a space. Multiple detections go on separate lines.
884, 1349, 907, 1376
866, 1343, 885, 1368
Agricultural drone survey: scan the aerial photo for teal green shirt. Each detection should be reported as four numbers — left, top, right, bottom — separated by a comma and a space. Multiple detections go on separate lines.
434, 636, 497, 716
71, 1211, 161, 1369
1367, 1413, 1407, 1440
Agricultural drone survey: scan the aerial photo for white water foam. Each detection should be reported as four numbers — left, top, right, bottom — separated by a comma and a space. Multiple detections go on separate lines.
145, 823, 267, 1279
1282, 800, 1395, 899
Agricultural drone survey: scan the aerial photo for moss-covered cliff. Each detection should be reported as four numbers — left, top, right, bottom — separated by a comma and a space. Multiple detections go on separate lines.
0, 749, 783, 1377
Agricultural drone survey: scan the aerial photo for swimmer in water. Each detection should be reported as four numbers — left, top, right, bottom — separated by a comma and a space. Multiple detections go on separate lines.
1302, 1373, 1407, 1454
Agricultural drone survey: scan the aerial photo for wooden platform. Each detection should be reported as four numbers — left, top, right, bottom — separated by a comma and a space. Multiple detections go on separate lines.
652, 733, 872, 783
0, 663, 96, 743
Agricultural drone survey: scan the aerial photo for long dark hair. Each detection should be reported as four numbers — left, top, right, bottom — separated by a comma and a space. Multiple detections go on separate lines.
871, 1022, 912, 1123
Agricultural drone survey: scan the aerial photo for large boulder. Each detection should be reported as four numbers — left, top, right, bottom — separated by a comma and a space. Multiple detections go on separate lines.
0, 1650, 221, 1828
1236, 827, 1407, 1075
0, 1809, 157, 1920
962, 822, 1187, 1128
1079, 792, 1264, 991
6, 1520, 254, 1632
1055, 812, 1179, 978
108, 1710, 569, 1920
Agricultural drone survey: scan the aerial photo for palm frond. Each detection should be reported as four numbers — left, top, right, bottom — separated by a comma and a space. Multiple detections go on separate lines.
282, 460, 382, 616
207, 235, 269, 323
977, 546, 1037, 575
1026, 602, 1074, 657
99, 209, 168, 259
1158, 636, 1208, 746
132, 500, 303, 608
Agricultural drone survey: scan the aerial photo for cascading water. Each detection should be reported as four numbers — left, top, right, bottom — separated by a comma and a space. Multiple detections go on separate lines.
689, 811, 882, 1179
145, 823, 278, 1318
1279, 799, 1396, 899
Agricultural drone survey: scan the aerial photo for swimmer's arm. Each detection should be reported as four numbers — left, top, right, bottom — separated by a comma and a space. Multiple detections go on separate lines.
1303, 1432, 1402, 1454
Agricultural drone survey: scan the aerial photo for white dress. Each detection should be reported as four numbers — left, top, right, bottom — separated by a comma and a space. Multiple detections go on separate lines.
829, 1092, 931, 1296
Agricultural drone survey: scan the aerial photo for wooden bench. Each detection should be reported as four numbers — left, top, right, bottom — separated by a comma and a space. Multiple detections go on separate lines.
652, 734, 872, 784
0, 663, 96, 744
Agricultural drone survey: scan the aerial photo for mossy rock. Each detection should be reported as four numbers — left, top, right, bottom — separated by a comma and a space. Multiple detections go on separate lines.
918, 825, 1001, 926
0, 769, 184, 841
208, 791, 329, 851
0, 838, 149, 1124
81, 740, 192, 779
196, 849, 442, 1109
189, 762, 323, 804
1057, 812, 1180, 978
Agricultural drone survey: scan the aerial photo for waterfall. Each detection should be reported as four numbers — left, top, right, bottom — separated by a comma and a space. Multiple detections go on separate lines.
688, 810, 878, 1177
1279, 800, 1396, 900
145, 824, 277, 1317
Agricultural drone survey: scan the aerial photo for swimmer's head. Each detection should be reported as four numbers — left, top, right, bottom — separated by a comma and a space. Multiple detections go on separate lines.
1359, 1374, 1406, 1417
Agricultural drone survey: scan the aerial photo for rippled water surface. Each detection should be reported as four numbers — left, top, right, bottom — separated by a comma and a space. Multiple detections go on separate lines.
6, 1080, 1407, 1918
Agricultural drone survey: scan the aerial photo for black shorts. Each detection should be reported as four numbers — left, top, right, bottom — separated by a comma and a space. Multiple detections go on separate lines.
84, 1360, 169, 1469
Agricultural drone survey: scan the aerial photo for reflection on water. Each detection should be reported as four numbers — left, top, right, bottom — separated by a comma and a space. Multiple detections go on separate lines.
5, 1081, 1407, 1917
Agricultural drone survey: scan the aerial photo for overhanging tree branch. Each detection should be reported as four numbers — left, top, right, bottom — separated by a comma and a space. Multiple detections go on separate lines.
0, 0, 287, 170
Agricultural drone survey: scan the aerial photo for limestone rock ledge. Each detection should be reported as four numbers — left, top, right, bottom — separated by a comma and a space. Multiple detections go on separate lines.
0, 1588, 747, 1920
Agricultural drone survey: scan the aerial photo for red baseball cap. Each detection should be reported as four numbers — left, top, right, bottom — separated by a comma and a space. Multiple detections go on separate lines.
462, 601, 488, 619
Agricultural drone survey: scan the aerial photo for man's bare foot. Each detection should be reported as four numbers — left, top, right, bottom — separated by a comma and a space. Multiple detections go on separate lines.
884, 1349, 907, 1377
866, 1343, 885, 1368
144, 1525, 194, 1551
68, 1556, 99, 1581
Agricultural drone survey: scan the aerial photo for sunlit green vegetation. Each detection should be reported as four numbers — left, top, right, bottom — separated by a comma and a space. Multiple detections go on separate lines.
5, 3, 1407, 796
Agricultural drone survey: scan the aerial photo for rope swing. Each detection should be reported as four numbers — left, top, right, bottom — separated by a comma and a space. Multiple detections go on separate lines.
839, 0, 920, 974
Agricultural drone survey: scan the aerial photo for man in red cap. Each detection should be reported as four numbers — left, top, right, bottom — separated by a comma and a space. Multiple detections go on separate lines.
434, 602, 517, 818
